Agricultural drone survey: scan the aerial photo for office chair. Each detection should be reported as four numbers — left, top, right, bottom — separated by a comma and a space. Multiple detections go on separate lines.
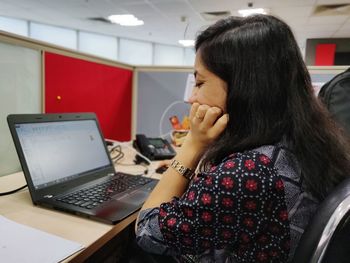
292, 177, 350, 263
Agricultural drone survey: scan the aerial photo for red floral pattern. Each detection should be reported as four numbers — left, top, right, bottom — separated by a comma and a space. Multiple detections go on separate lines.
188, 191, 195, 200
205, 176, 213, 185
279, 210, 289, 221
259, 155, 270, 164
222, 197, 234, 207
183, 207, 193, 217
167, 217, 176, 227
221, 177, 235, 189
245, 179, 258, 191
201, 211, 213, 222
201, 193, 212, 205
222, 214, 234, 223
210, 165, 217, 172
158, 151, 290, 262
243, 217, 254, 228
245, 200, 257, 210
244, 159, 255, 170
224, 160, 235, 169
181, 223, 191, 233
275, 179, 284, 191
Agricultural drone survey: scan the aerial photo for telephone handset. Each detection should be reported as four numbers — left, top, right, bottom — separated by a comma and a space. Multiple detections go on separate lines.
133, 134, 176, 160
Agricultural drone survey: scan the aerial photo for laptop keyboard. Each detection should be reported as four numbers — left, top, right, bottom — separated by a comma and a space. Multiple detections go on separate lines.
56, 173, 153, 210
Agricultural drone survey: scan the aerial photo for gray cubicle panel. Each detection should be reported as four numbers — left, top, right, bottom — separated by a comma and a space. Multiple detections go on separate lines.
309, 66, 348, 83
308, 66, 348, 94
135, 67, 349, 140
310, 74, 336, 83
0, 41, 41, 176
136, 69, 192, 139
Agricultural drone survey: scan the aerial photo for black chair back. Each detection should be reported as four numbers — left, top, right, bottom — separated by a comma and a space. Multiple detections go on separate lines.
292, 178, 350, 263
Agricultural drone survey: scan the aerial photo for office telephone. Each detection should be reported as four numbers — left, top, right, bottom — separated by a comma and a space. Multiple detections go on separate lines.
133, 134, 176, 161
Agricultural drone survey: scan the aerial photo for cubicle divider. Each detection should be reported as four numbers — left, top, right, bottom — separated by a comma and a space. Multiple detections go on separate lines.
0, 39, 41, 177
309, 66, 346, 82
0, 30, 134, 176
45, 52, 133, 141
134, 66, 192, 138
308, 66, 349, 94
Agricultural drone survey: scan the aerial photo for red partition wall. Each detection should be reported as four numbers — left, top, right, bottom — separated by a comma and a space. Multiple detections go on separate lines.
45, 52, 133, 141
315, 43, 336, 66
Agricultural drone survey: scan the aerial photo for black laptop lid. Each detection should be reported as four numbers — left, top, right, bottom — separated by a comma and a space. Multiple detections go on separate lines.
7, 113, 115, 201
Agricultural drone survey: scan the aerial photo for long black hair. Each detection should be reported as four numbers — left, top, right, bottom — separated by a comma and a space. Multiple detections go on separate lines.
196, 14, 350, 200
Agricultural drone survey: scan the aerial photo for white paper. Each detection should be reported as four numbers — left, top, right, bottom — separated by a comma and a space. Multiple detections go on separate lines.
0, 216, 84, 263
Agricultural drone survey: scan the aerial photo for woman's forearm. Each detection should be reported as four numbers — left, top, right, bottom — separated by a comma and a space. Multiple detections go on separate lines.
139, 138, 204, 210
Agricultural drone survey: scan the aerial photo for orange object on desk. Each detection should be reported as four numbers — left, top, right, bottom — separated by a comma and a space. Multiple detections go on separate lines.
169, 116, 182, 130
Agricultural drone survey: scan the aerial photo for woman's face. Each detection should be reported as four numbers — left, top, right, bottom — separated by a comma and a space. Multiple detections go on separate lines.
188, 53, 227, 112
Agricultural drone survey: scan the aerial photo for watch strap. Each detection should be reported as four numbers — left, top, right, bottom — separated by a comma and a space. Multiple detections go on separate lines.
170, 159, 195, 181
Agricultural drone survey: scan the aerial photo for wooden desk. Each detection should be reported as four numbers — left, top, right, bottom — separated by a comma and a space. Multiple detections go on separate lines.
0, 144, 164, 262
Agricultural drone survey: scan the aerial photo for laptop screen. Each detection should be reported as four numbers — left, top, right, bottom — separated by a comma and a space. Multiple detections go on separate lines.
14, 120, 111, 189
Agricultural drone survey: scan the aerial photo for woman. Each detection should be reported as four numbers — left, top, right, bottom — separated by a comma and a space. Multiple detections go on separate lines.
134, 14, 350, 262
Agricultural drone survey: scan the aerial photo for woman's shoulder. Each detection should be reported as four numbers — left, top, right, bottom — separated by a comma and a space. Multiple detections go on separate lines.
217, 145, 277, 171
205, 146, 278, 182
217, 142, 296, 171
197, 145, 285, 198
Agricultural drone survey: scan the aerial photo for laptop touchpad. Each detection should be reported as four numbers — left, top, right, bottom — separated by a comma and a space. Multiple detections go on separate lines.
113, 190, 149, 205
96, 191, 148, 219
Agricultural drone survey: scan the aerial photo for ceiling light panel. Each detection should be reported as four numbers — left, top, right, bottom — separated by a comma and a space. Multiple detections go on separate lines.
108, 14, 144, 26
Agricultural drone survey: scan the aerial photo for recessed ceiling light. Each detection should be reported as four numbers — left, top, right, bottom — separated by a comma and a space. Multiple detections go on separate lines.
107, 14, 144, 26
238, 8, 267, 17
178, 39, 195, 47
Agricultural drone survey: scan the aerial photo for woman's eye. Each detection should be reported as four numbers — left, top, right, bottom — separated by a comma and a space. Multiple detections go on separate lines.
195, 82, 204, 88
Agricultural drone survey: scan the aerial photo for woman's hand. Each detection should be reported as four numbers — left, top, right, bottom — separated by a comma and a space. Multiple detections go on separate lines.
136, 103, 228, 221
183, 102, 229, 154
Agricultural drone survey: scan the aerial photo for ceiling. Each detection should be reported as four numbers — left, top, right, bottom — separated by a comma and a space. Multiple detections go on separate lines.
0, 0, 350, 51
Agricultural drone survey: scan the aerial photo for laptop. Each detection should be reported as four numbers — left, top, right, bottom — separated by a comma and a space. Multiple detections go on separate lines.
7, 113, 158, 224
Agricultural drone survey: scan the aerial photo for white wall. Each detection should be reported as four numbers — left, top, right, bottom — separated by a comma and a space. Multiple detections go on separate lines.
0, 16, 28, 36
119, 39, 153, 65
0, 15, 195, 67
78, 31, 118, 60
184, 48, 196, 66
30, 22, 77, 50
154, 44, 184, 66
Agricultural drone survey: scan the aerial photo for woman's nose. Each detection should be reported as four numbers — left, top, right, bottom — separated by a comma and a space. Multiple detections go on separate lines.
187, 88, 197, 104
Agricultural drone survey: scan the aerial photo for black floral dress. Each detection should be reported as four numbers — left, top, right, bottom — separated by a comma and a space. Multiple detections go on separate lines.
136, 144, 319, 263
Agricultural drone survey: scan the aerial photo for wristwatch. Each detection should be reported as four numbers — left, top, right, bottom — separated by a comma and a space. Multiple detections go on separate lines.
170, 159, 195, 181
